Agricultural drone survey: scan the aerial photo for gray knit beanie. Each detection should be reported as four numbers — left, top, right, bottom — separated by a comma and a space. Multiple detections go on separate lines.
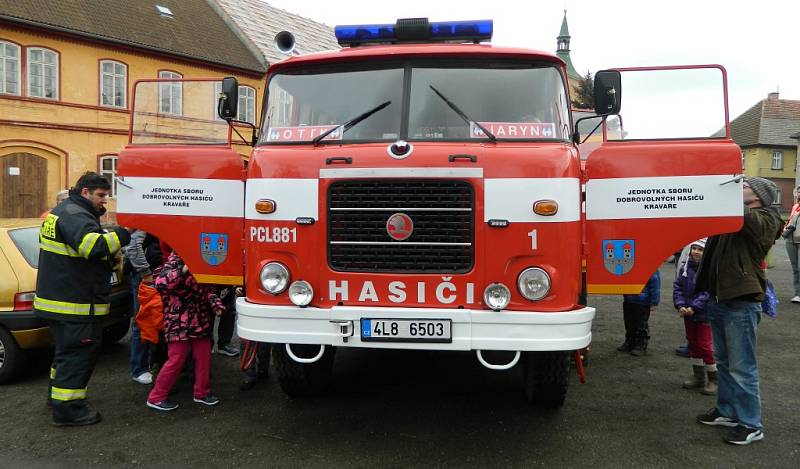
746, 177, 778, 207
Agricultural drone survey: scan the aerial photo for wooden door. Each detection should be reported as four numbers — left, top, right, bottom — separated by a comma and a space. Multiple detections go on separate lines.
0, 153, 48, 218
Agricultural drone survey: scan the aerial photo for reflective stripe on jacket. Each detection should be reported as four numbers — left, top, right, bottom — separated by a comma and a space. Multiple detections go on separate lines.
34, 193, 130, 322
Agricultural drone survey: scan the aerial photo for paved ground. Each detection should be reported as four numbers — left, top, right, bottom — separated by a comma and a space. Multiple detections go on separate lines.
1, 241, 799, 468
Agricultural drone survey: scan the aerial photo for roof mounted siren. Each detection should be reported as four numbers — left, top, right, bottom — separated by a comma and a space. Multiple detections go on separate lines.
335, 18, 493, 47
274, 30, 299, 55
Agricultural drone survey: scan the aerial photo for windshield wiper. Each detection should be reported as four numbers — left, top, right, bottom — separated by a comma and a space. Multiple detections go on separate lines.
429, 85, 496, 142
312, 100, 392, 145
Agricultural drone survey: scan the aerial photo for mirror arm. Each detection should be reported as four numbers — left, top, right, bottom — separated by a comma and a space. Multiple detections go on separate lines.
573, 115, 606, 145
225, 119, 259, 147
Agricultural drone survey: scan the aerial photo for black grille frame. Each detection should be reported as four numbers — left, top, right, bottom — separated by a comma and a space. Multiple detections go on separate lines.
327, 179, 474, 273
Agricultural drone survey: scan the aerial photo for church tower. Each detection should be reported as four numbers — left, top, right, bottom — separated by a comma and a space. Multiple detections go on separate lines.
556, 10, 581, 95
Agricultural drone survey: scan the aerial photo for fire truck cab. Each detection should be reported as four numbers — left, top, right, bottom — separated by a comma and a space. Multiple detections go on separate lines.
117, 19, 742, 407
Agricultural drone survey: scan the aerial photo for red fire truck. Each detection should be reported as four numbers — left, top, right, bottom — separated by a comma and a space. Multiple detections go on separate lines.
117, 19, 742, 407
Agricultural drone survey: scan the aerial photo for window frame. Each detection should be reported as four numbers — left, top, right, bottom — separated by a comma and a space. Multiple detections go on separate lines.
158, 70, 183, 115
98, 154, 119, 198
0, 39, 22, 96
99, 59, 128, 109
259, 59, 572, 145
772, 150, 783, 170
237, 85, 257, 124
26, 46, 59, 100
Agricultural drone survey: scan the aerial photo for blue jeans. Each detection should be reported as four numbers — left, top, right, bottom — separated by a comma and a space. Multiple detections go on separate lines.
129, 272, 151, 377
785, 241, 800, 297
709, 299, 762, 429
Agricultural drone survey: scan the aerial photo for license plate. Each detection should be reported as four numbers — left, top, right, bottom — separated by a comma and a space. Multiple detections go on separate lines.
360, 318, 452, 343
109, 272, 119, 285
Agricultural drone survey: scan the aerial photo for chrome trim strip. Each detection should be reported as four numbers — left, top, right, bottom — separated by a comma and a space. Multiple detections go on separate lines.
329, 207, 471, 212
320, 168, 483, 179
330, 241, 472, 246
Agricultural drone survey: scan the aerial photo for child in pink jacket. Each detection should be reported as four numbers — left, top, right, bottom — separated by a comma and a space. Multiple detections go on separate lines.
146, 252, 224, 411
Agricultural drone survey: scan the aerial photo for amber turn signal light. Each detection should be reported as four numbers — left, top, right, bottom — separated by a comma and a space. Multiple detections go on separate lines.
533, 200, 558, 216
255, 199, 276, 214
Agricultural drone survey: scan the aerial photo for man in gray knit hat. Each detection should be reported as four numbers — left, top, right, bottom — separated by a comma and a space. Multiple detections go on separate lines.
693, 176, 781, 445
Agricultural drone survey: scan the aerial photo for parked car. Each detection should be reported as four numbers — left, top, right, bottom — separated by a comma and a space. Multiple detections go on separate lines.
0, 218, 132, 384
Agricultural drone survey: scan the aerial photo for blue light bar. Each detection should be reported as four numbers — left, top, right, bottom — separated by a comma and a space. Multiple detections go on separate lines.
334, 23, 396, 46
335, 18, 493, 46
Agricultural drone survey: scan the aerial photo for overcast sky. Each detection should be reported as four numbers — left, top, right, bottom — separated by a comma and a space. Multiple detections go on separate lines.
263, 0, 798, 119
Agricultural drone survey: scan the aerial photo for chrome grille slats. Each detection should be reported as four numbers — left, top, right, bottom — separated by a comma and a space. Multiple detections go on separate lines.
328, 180, 474, 273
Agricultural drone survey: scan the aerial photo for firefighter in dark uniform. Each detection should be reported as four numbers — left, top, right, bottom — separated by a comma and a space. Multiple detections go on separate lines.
35, 172, 131, 426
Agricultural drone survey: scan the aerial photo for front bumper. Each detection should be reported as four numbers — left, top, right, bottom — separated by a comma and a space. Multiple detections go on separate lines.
237, 298, 594, 352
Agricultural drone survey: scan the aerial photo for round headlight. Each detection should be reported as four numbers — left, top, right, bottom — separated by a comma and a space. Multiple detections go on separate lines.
260, 262, 289, 294
288, 280, 314, 306
517, 267, 551, 301
483, 283, 511, 311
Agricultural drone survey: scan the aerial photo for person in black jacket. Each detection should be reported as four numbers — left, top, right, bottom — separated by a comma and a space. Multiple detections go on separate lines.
35, 172, 131, 426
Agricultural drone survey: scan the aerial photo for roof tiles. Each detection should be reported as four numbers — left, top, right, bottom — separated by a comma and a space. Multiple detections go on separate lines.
214, 0, 339, 66
0, 0, 265, 73
731, 95, 800, 147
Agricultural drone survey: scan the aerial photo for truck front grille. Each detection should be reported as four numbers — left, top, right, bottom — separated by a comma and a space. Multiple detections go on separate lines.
328, 180, 474, 273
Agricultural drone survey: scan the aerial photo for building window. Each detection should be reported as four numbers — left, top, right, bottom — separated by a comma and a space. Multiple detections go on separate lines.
238, 86, 256, 124
213, 81, 224, 120
99, 155, 118, 197
158, 70, 182, 115
273, 88, 293, 126
27, 47, 58, 99
775, 187, 782, 206
0, 40, 20, 95
100, 60, 127, 108
772, 150, 783, 170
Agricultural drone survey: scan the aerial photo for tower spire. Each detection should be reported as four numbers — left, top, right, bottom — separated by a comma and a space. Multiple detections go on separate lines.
556, 10, 579, 80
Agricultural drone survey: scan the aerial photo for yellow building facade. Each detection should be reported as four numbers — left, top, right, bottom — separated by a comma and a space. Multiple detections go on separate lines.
0, 23, 264, 218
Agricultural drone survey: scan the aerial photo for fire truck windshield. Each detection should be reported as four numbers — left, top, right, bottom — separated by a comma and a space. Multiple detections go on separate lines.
262, 61, 570, 144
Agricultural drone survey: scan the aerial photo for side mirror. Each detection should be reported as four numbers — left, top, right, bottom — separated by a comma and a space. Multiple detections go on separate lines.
218, 77, 239, 120
593, 70, 621, 116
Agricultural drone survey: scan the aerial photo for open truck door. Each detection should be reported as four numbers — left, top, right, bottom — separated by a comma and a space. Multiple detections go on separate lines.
584, 65, 743, 294
116, 79, 244, 285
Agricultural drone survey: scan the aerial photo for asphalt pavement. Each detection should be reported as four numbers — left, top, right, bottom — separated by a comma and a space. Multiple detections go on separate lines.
1, 241, 799, 468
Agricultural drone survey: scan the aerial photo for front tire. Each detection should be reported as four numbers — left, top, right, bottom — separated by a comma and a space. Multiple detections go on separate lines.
523, 351, 570, 408
0, 327, 23, 384
273, 344, 336, 398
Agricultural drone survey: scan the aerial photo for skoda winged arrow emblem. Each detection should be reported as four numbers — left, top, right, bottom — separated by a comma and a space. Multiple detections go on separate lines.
386, 213, 414, 241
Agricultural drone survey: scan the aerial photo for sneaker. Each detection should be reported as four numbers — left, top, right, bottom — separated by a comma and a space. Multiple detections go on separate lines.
146, 400, 179, 411
723, 425, 764, 445
792, 296, 800, 304
697, 407, 738, 427
52, 409, 102, 427
240, 380, 256, 391
675, 344, 689, 357
193, 395, 220, 406
616, 341, 632, 352
217, 344, 240, 357
630, 346, 646, 357
132, 371, 153, 385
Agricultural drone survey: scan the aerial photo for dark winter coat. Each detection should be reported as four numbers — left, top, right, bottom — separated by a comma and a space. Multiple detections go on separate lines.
154, 252, 223, 342
695, 206, 782, 302
673, 258, 710, 322
623, 271, 660, 306
34, 193, 130, 322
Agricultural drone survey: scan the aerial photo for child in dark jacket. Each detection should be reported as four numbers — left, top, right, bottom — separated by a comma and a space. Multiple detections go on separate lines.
673, 238, 716, 395
146, 252, 224, 411
618, 270, 660, 356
